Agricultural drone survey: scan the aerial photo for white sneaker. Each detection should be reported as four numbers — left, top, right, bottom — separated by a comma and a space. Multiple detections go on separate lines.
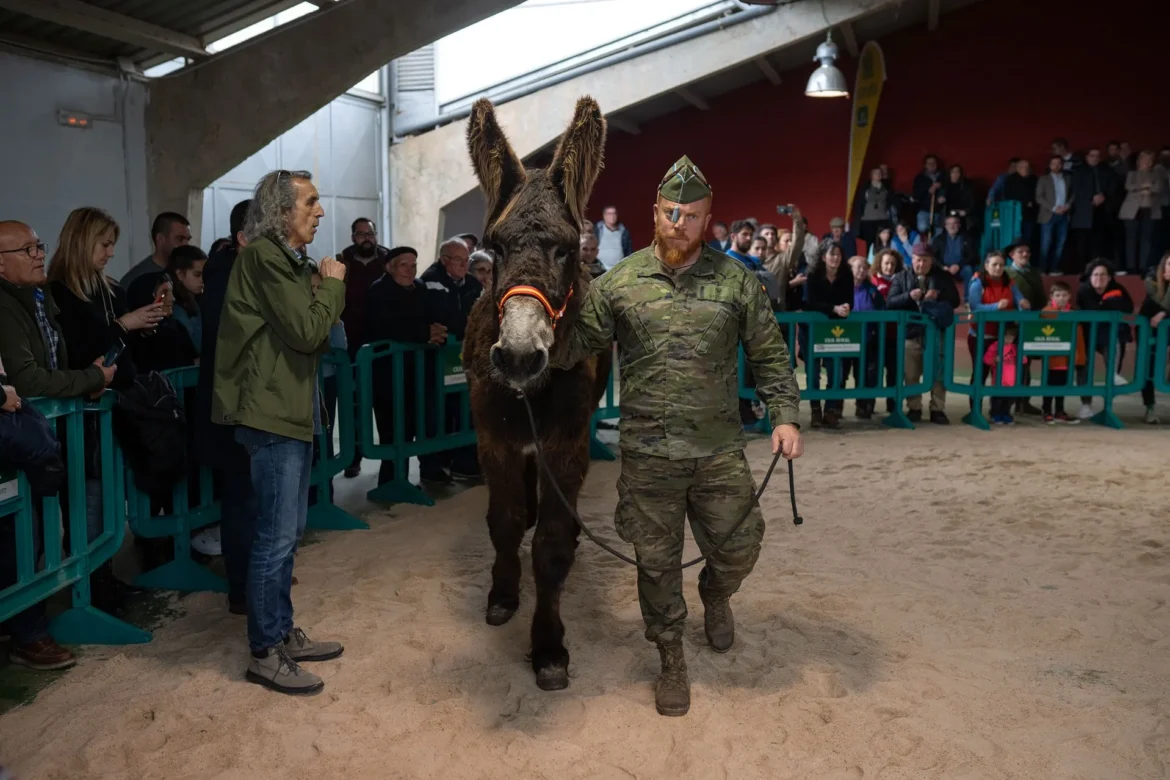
1113, 373, 1127, 385
191, 525, 222, 556
1145, 407, 1161, 425
1078, 403, 1093, 420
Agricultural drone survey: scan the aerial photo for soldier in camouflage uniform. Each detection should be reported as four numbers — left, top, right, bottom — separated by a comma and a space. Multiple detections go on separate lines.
552, 155, 803, 716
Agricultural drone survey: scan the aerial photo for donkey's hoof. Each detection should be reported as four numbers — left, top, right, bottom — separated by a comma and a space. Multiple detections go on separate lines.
535, 664, 569, 691
486, 603, 517, 626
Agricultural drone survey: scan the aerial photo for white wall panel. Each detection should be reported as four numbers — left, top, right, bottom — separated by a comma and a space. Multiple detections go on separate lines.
201, 93, 384, 262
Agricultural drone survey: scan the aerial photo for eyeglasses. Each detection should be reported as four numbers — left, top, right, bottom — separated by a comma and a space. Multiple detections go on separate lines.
353, 231, 376, 239
0, 243, 47, 258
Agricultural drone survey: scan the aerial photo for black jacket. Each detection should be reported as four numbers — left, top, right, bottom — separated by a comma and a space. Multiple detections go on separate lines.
930, 232, 980, 271
912, 171, 944, 210
195, 243, 246, 470
886, 265, 960, 339
1070, 164, 1119, 230
49, 280, 137, 392
1076, 279, 1134, 346
365, 275, 450, 397
804, 266, 855, 317
125, 270, 198, 373
1003, 173, 1038, 221
419, 263, 483, 340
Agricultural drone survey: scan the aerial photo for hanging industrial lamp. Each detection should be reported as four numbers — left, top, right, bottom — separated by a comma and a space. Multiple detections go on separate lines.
805, 31, 849, 98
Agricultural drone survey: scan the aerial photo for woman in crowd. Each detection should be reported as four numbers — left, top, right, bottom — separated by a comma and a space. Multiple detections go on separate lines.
1120, 150, 1163, 275
890, 222, 919, 263
966, 251, 1026, 415
803, 243, 855, 429
857, 167, 891, 246
1076, 259, 1134, 419
166, 246, 206, 357
1138, 251, 1170, 423
943, 164, 979, 234
866, 225, 894, 265
45, 206, 165, 611
126, 246, 203, 372
469, 251, 494, 287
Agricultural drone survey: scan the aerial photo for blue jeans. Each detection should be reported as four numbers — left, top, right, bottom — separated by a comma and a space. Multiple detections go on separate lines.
1040, 213, 1069, 273
235, 427, 312, 652
916, 210, 942, 238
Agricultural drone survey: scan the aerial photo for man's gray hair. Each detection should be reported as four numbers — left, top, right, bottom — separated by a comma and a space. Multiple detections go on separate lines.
439, 237, 469, 257
244, 169, 313, 243
469, 250, 494, 267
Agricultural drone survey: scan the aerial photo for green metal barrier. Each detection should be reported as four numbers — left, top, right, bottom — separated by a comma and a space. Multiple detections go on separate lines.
944, 310, 1149, 430
589, 342, 620, 461
981, 200, 1023, 256
307, 349, 366, 530
1155, 318, 1170, 395
0, 395, 150, 646
743, 311, 940, 431
355, 340, 475, 506
125, 367, 224, 595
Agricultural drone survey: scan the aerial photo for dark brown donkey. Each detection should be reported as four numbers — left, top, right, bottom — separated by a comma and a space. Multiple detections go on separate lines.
461, 96, 610, 691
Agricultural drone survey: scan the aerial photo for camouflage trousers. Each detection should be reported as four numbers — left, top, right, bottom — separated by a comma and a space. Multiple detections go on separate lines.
614, 449, 765, 644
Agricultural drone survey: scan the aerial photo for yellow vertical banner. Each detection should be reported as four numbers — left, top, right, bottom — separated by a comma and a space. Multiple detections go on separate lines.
845, 40, 887, 219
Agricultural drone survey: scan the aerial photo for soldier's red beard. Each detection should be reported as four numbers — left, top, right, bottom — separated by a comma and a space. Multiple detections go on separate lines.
655, 226, 702, 266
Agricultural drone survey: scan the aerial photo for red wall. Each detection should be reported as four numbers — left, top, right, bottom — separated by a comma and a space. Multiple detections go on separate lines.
589, 0, 1169, 247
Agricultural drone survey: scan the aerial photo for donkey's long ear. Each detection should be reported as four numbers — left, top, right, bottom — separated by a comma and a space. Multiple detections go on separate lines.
467, 99, 527, 227
547, 96, 606, 228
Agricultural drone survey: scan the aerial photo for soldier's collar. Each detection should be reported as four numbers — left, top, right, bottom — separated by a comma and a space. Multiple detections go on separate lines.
641, 244, 716, 278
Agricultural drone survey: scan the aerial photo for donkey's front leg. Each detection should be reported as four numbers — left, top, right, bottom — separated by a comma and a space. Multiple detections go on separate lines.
529, 436, 587, 690
482, 442, 529, 626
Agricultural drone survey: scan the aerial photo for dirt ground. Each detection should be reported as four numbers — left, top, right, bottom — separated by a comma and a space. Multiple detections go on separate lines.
1, 399, 1168, 780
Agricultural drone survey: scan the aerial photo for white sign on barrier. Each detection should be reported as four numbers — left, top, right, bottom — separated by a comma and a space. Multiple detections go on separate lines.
0, 478, 19, 502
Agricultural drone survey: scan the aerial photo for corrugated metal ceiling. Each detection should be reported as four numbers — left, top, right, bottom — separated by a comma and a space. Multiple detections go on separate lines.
0, 0, 310, 65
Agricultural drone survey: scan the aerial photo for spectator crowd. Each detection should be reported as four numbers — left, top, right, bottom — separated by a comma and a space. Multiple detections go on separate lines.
0, 135, 1168, 685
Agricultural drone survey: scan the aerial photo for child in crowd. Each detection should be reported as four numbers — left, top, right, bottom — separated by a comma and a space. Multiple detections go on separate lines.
849, 255, 884, 418
1040, 281, 1086, 424
984, 323, 1027, 425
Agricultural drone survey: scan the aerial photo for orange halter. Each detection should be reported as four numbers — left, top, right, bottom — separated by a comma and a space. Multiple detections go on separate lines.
497, 285, 575, 331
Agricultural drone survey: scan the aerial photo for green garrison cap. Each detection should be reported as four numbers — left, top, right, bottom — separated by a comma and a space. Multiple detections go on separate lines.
658, 155, 712, 204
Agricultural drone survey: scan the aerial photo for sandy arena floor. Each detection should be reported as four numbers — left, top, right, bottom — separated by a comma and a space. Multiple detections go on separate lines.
2, 414, 1169, 779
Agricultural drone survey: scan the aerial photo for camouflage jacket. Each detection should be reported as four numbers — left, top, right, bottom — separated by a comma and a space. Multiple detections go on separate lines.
553, 245, 800, 460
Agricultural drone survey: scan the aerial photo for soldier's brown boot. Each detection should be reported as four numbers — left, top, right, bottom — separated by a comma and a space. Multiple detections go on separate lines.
699, 586, 735, 653
654, 640, 690, 717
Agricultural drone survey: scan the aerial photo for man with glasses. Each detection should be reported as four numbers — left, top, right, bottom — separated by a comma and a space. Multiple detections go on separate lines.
337, 218, 389, 477
0, 221, 115, 672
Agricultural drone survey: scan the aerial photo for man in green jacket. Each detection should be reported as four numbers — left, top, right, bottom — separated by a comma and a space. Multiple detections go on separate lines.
212, 170, 347, 696
551, 156, 804, 717
0, 220, 115, 673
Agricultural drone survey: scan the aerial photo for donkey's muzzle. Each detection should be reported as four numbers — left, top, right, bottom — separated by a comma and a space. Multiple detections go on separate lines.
491, 343, 549, 384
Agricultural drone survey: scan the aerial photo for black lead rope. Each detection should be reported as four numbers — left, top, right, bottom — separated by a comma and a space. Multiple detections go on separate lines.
520, 393, 803, 575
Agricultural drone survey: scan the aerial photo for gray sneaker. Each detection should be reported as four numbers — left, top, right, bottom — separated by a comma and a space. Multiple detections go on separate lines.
283, 627, 344, 662
246, 646, 323, 695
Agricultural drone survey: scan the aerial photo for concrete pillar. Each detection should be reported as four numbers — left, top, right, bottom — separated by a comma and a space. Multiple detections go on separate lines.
391, 0, 893, 259
145, 0, 524, 219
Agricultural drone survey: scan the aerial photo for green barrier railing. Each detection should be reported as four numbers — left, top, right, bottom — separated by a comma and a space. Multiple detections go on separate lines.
589, 343, 620, 461
125, 367, 224, 595
743, 311, 940, 431
0, 395, 150, 646
981, 200, 1023, 256
944, 310, 1149, 430
307, 349, 366, 530
355, 340, 475, 507
1155, 318, 1170, 395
